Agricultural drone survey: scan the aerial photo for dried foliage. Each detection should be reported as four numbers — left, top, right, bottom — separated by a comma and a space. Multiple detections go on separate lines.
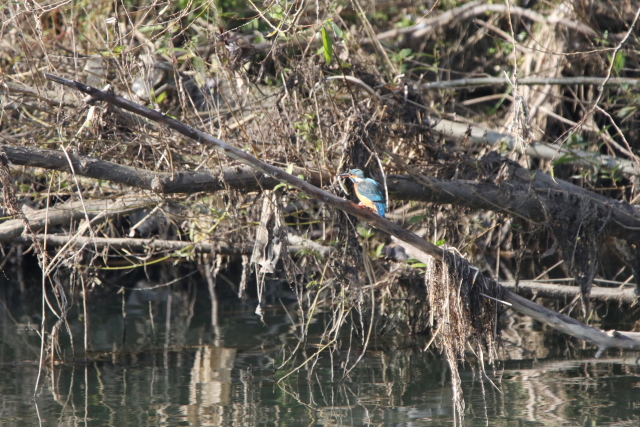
2, 0, 640, 418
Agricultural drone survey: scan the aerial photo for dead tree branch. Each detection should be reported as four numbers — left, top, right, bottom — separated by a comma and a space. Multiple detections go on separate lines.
0, 145, 331, 194
4, 143, 640, 243
11, 233, 333, 258
501, 280, 637, 305
0, 195, 161, 242
399, 241, 640, 357
431, 119, 640, 176
388, 168, 640, 244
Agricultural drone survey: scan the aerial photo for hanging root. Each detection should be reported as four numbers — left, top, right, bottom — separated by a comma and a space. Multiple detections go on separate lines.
423, 249, 505, 424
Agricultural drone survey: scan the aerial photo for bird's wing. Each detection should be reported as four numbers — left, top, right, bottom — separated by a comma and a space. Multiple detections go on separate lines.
359, 179, 385, 202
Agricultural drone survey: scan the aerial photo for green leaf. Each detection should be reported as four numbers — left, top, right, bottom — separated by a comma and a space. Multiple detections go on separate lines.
409, 215, 425, 224
328, 21, 343, 39
155, 91, 166, 103
192, 55, 207, 87
321, 26, 333, 65
617, 105, 636, 118
552, 153, 580, 166
613, 52, 625, 74
406, 258, 426, 268
398, 48, 412, 59
357, 226, 374, 239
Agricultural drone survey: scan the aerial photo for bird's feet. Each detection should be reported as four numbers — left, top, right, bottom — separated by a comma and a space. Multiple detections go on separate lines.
357, 202, 377, 214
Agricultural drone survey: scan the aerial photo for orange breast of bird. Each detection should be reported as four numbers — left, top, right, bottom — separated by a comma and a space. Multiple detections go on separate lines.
354, 186, 376, 211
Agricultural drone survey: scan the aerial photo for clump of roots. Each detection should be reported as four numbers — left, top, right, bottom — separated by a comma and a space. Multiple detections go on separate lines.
423, 249, 504, 424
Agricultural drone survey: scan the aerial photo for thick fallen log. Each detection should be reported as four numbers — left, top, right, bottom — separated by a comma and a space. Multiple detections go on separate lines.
388, 170, 640, 244
4, 144, 640, 244
41, 73, 640, 357
0, 195, 161, 242
0, 145, 331, 194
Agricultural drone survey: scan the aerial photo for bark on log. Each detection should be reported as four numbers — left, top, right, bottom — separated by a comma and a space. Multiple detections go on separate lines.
0, 195, 161, 242
0, 145, 331, 194
389, 169, 640, 243
4, 144, 640, 243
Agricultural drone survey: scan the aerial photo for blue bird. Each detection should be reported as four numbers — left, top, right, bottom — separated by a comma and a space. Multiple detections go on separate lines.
339, 169, 386, 218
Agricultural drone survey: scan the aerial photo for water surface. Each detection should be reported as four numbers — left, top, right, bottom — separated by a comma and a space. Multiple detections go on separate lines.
1, 278, 639, 426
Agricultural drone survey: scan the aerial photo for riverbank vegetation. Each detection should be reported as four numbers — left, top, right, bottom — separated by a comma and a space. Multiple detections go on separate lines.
2, 0, 640, 420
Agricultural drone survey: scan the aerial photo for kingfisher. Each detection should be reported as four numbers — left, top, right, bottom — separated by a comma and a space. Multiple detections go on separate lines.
339, 169, 386, 218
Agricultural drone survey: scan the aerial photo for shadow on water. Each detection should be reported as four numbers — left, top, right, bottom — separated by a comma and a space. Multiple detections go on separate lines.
1, 271, 640, 426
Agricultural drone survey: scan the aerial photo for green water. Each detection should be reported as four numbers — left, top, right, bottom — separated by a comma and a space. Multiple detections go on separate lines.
1, 279, 640, 426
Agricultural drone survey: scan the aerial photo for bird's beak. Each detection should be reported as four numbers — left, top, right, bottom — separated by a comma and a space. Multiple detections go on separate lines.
339, 172, 351, 178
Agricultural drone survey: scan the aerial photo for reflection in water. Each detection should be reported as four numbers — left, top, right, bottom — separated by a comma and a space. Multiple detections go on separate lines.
192, 347, 236, 406
1, 278, 640, 426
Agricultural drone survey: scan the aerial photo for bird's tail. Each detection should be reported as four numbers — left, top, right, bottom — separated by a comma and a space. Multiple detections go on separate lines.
374, 202, 386, 218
